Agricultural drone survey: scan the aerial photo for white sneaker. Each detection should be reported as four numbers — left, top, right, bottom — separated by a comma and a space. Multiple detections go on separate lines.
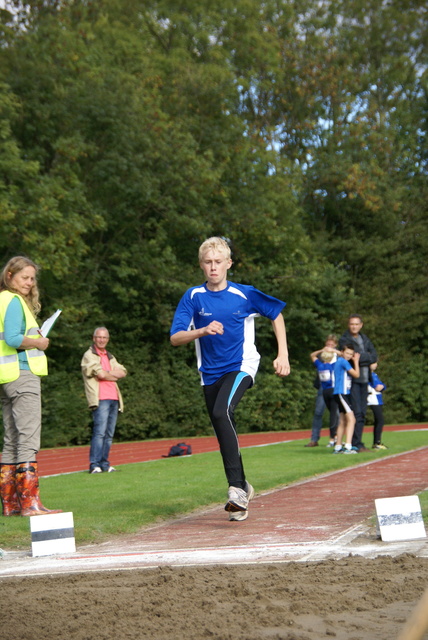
229, 510, 249, 521
245, 481, 255, 503
107, 466, 116, 472
90, 466, 102, 474
225, 482, 255, 513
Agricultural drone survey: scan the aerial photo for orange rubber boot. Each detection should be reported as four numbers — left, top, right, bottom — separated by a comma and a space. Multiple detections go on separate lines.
0, 463, 21, 516
16, 461, 62, 517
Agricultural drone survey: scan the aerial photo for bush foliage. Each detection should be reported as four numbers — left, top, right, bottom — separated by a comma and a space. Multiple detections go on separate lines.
0, 0, 426, 447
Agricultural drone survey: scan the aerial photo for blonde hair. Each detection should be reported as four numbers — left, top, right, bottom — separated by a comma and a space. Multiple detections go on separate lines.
0, 256, 41, 316
198, 237, 231, 262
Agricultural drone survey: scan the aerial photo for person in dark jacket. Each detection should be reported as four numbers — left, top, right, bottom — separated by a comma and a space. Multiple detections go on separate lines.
338, 315, 377, 452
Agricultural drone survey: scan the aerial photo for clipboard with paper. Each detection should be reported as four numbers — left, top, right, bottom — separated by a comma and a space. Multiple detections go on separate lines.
39, 309, 62, 337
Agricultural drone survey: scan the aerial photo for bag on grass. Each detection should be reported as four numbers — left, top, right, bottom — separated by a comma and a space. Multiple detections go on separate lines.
162, 442, 192, 458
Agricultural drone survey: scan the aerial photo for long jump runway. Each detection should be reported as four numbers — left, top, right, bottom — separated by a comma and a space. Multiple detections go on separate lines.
1, 437, 428, 578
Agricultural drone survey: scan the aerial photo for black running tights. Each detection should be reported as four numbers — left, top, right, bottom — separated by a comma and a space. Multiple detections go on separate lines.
203, 371, 253, 489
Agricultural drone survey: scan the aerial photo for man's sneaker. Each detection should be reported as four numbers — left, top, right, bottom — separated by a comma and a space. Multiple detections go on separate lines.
326, 441, 336, 448
372, 443, 388, 450
107, 466, 117, 472
90, 466, 102, 474
225, 482, 255, 513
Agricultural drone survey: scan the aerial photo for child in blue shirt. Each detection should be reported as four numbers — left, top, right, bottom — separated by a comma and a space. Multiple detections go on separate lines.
170, 237, 290, 522
332, 345, 360, 454
305, 336, 340, 448
367, 363, 387, 449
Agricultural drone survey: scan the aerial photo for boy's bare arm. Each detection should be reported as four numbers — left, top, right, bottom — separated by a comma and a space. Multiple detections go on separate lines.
170, 321, 224, 346
271, 313, 290, 377
349, 351, 360, 378
310, 348, 324, 362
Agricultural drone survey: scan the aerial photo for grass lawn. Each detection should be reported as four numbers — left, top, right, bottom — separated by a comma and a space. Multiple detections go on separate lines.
1, 429, 427, 551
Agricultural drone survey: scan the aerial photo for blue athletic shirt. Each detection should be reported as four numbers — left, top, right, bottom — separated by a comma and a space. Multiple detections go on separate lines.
313, 357, 336, 390
333, 356, 353, 395
170, 281, 286, 385
367, 372, 386, 406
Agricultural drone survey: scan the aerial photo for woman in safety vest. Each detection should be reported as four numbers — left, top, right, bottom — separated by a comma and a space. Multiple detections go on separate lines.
0, 256, 61, 516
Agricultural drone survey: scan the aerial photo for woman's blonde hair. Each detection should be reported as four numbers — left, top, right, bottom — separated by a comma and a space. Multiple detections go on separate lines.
0, 256, 41, 316
198, 237, 231, 262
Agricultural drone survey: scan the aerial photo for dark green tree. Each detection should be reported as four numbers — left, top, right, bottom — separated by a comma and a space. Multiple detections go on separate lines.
0, 0, 425, 446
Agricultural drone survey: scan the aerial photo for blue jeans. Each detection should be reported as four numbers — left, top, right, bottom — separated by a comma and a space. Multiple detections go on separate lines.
89, 400, 119, 471
310, 388, 326, 442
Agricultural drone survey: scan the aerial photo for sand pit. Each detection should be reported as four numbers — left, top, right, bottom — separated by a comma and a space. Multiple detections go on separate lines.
2, 554, 428, 639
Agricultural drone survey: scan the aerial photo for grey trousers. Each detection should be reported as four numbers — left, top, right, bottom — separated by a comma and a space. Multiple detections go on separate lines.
0, 370, 41, 464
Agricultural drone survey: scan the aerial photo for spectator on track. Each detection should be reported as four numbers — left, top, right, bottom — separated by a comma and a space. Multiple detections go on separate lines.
81, 327, 127, 474
339, 315, 377, 452
367, 362, 388, 450
0, 256, 62, 516
305, 335, 340, 448
332, 344, 360, 454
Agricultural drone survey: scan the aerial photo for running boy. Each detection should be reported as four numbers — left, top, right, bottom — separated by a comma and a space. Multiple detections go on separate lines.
332, 345, 360, 454
170, 237, 290, 521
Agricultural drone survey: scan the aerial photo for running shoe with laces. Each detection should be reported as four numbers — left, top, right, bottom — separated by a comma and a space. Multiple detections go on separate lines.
372, 443, 388, 450
90, 466, 102, 474
225, 482, 254, 513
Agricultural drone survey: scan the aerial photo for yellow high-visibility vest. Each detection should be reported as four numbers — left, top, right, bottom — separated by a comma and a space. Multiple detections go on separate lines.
0, 290, 48, 384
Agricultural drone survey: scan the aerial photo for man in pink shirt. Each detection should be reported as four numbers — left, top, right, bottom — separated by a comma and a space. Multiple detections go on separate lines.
81, 327, 127, 473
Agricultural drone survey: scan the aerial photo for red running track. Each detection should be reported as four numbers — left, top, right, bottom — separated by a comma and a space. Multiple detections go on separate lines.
37, 423, 428, 477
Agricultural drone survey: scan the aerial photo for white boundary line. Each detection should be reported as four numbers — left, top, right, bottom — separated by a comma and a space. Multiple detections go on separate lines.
1, 524, 427, 579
